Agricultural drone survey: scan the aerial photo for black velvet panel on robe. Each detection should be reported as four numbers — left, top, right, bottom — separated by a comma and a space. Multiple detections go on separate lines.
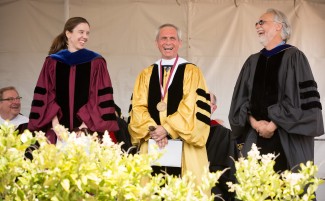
250, 51, 284, 121
56, 62, 91, 130
250, 49, 288, 172
148, 63, 186, 125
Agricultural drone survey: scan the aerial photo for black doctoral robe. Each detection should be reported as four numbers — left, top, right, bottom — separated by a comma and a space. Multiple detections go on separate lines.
228, 45, 324, 171
206, 121, 237, 201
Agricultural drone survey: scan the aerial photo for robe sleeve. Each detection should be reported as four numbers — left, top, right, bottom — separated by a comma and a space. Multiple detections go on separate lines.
128, 66, 157, 142
28, 57, 62, 131
77, 58, 119, 132
228, 55, 258, 139
268, 49, 324, 137
162, 64, 211, 147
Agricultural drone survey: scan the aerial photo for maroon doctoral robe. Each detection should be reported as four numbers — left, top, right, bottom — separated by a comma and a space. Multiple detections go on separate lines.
28, 49, 119, 143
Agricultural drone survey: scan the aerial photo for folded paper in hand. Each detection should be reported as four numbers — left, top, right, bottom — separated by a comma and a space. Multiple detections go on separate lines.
148, 139, 183, 167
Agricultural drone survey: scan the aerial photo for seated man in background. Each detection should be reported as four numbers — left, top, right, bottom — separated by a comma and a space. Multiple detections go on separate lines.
206, 93, 236, 201
0, 86, 29, 133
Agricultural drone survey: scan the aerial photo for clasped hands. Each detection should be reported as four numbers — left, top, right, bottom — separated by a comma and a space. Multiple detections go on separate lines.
149, 125, 168, 149
249, 116, 277, 138
52, 115, 88, 140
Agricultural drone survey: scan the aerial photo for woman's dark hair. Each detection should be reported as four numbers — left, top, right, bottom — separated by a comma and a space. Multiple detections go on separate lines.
48, 17, 89, 55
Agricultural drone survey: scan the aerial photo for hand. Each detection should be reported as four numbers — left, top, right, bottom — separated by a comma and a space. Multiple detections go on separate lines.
79, 122, 88, 130
52, 115, 59, 128
249, 115, 267, 132
78, 122, 88, 137
52, 116, 60, 140
149, 125, 168, 142
156, 137, 168, 149
249, 116, 277, 138
258, 121, 277, 138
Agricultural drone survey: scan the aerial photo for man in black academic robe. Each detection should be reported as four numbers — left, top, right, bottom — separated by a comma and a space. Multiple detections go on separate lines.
228, 8, 324, 172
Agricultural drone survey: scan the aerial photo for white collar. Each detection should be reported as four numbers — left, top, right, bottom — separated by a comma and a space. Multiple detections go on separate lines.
155, 57, 188, 66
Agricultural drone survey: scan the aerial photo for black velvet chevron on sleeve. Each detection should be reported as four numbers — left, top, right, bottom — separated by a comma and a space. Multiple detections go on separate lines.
299, 80, 317, 89
34, 86, 47, 95
196, 88, 210, 100
196, 112, 210, 126
29, 112, 40, 120
99, 100, 115, 108
301, 102, 322, 110
31, 100, 44, 107
101, 114, 117, 121
300, 91, 320, 99
299, 80, 322, 110
98, 87, 113, 96
30, 86, 47, 120
196, 100, 210, 113
196, 88, 211, 126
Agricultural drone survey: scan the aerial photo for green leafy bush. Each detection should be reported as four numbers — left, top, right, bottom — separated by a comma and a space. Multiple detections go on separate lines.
0, 123, 223, 201
227, 143, 323, 201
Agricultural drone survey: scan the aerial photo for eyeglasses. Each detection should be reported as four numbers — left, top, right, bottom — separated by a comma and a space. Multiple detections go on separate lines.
255, 20, 282, 27
0, 96, 22, 102
255, 20, 281, 27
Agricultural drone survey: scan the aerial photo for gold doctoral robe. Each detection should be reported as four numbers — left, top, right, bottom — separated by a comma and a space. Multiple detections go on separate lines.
128, 59, 211, 187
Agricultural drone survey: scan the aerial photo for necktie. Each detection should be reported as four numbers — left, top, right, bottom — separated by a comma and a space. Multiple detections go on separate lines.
162, 65, 173, 72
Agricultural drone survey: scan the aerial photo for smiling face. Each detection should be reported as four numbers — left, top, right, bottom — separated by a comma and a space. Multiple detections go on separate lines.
66, 22, 90, 52
256, 12, 283, 50
0, 89, 21, 120
156, 26, 182, 59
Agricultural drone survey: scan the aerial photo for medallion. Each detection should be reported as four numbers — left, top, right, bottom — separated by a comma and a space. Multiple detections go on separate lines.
156, 101, 167, 112
157, 55, 179, 112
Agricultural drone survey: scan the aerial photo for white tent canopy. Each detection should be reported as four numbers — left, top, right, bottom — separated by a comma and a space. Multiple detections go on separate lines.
1, 0, 324, 198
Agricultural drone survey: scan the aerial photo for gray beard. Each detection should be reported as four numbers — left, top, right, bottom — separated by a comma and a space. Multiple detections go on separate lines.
258, 36, 268, 47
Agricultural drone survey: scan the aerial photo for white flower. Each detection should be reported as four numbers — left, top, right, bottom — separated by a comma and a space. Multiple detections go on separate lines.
261, 153, 276, 164
282, 172, 304, 186
20, 132, 31, 143
247, 143, 261, 160
0, 123, 236, 200
227, 143, 323, 201
102, 130, 114, 147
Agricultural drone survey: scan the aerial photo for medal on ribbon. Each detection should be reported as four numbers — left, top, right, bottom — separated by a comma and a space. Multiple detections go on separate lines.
156, 55, 179, 112
156, 101, 167, 112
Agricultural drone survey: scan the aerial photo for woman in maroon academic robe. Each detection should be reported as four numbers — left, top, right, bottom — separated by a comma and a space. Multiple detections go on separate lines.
28, 17, 119, 144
